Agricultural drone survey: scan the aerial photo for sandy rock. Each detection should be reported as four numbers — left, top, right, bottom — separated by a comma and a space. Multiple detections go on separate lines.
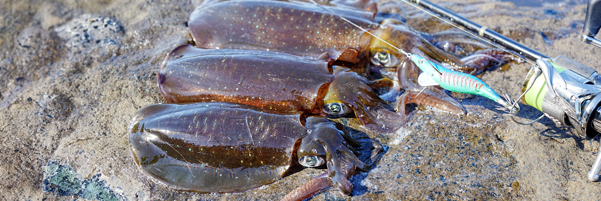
1, 0, 601, 200
54, 14, 124, 55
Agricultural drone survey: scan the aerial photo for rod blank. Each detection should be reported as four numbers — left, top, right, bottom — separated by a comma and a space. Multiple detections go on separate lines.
409, 0, 548, 61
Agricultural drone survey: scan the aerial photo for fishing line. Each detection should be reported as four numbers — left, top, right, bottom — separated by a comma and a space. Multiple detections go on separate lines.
311, 0, 533, 67
389, 0, 536, 66
508, 73, 545, 124
309, 0, 412, 58
392, 0, 531, 114
309, 0, 521, 112
308, 0, 440, 100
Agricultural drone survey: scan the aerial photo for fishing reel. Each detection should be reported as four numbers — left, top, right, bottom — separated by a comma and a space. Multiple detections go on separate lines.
518, 0, 601, 181
519, 56, 601, 139
410, 0, 601, 182
519, 55, 601, 182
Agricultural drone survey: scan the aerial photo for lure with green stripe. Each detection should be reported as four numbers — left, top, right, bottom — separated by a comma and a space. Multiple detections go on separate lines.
410, 54, 509, 107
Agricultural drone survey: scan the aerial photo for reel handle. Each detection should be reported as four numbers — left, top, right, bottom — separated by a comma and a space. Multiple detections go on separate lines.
583, 0, 601, 47
583, 0, 601, 180
584, 0, 601, 37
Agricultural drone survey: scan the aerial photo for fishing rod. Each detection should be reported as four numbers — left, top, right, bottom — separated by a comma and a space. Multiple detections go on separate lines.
405, 0, 601, 182
406, 0, 546, 61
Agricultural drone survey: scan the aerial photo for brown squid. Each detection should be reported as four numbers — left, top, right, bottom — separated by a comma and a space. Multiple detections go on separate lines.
158, 44, 404, 133
188, 0, 521, 117
128, 102, 382, 198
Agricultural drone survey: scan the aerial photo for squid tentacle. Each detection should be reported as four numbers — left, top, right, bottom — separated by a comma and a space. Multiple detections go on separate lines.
281, 173, 330, 201
397, 90, 466, 115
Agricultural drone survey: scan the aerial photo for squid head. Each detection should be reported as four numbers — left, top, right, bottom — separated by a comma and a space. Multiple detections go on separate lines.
322, 66, 410, 134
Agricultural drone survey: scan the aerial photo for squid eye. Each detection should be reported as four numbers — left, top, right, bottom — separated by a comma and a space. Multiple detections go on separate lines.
328, 103, 342, 113
323, 102, 349, 115
372, 52, 390, 65
376, 52, 390, 63
371, 52, 399, 68
299, 155, 325, 168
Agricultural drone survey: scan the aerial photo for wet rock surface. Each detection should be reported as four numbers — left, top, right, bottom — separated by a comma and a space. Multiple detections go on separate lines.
1, 0, 600, 200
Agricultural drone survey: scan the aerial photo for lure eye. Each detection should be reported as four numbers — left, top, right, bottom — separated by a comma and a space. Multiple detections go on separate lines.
299, 155, 325, 168
323, 102, 349, 116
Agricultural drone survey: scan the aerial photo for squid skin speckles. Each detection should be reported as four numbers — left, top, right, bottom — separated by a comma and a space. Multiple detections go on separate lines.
130, 0, 523, 199
158, 44, 332, 115
128, 102, 378, 196
129, 103, 306, 193
189, 0, 519, 119
159, 44, 403, 134
189, 0, 377, 64
135, 0, 525, 198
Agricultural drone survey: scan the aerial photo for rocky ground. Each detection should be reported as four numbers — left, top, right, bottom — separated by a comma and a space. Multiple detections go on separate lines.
1, 0, 600, 200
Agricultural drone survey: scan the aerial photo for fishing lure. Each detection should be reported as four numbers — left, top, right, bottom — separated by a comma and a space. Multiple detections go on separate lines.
411, 54, 511, 109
